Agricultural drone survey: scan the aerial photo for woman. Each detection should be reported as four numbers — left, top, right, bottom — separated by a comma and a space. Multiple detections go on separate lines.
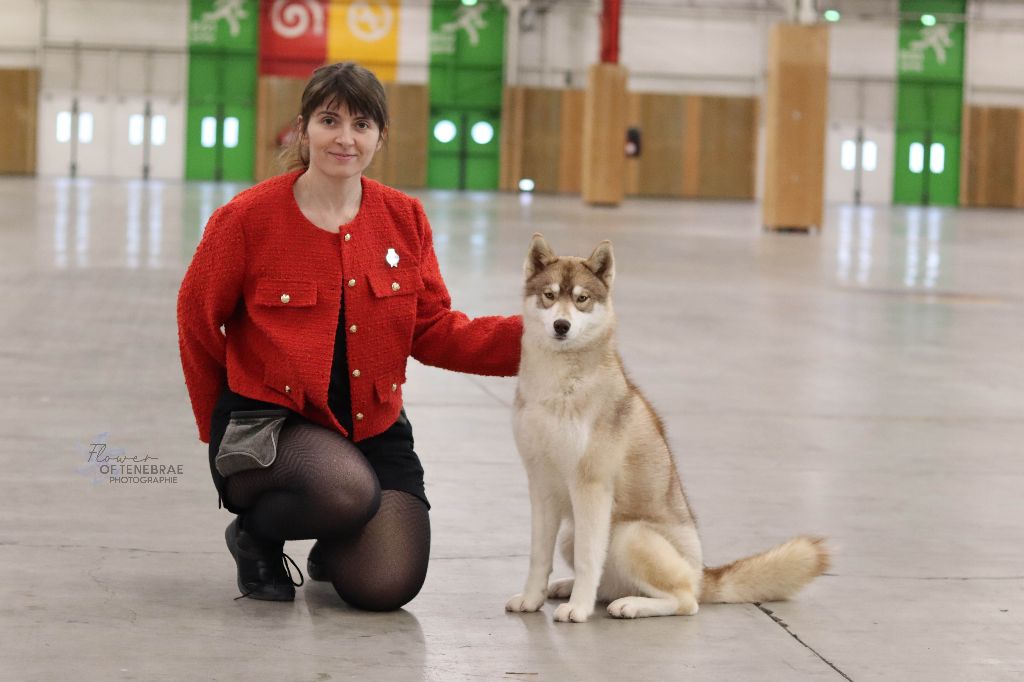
177, 62, 521, 610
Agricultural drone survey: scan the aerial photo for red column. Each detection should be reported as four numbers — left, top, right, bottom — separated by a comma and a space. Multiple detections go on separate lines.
600, 0, 621, 64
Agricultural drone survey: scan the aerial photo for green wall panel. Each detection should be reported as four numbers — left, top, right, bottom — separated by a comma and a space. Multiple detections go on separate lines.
188, 0, 258, 52
186, 0, 258, 182
427, 0, 505, 190
893, 0, 965, 206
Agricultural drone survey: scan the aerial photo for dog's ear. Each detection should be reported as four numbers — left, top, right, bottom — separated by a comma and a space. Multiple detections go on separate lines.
584, 240, 615, 288
525, 233, 556, 279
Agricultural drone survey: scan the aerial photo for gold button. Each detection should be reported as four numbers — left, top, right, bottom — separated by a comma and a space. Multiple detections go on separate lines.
355, 412, 364, 421
349, 324, 357, 333
280, 293, 290, 304
391, 282, 400, 292
391, 383, 397, 392
284, 385, 291, 394
344, 233, 352, 242
352, 369, 361, 377
348, 279, 356, 287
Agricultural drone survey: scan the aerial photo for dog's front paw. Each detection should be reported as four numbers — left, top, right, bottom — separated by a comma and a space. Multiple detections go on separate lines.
553, 601, 592, 623
505, 592, 546, 613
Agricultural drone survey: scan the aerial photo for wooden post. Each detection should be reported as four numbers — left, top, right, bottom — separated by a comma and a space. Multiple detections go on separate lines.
762, 23, 829, 232
0, 69, 39, 175
581, 0, 627, 206
582, 63, 628, 206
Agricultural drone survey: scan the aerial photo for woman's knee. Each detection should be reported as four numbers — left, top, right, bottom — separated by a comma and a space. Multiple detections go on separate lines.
332, 561, 428, 612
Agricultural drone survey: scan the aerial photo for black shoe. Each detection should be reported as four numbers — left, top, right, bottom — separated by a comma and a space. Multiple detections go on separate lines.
224, 517, 304, 601
306, 541, 329, 582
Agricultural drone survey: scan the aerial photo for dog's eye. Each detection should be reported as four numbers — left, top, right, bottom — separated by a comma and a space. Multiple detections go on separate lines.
543, 292, 555, 301
576, 295, 589, 303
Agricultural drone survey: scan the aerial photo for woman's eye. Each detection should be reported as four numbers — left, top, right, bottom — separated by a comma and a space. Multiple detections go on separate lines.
322, 117, 335, 125
577, 295, 589, 303
543, 292, 555, 301
356, 121, 370, 129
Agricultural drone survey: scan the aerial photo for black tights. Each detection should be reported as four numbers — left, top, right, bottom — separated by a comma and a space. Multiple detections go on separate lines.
224, 421, 430, 611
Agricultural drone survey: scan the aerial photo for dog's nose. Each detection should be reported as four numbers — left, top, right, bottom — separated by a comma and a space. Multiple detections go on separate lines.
553, 319, 571, 336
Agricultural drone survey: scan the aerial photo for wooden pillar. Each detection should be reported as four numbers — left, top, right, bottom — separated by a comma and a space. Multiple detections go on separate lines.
0, 69, 39, 175
762, 24, 829, 231
255, 76, 306, 181
582, 63, 628, 206
962, 105, 1024, 208
1017, 110, 1024, 208
371, 83, 429, 189
499, 86, 526, 191
558, 89, 585, 194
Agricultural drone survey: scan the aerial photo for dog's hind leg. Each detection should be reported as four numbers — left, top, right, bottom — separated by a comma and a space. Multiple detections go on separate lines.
606, 522, 701, 619
547, 577, 574, 599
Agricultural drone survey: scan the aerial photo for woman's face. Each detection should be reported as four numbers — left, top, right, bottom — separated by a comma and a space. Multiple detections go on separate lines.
302, 102, 383, 183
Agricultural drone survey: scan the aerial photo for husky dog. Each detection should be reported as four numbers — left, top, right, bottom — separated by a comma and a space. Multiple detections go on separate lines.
505, 234, 829, 623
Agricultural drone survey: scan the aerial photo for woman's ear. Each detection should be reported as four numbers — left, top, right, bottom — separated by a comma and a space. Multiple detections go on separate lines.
377, 127, 387, 150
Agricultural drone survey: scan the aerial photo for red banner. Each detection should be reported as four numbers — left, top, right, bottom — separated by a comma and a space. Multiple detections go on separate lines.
259, 0, 329, 77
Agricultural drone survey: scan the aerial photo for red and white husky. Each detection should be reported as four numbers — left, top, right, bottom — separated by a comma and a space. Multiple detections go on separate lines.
506, 234, 829, 623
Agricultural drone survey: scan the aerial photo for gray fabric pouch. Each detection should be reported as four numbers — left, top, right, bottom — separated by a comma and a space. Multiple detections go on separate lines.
214, 409, 290, 477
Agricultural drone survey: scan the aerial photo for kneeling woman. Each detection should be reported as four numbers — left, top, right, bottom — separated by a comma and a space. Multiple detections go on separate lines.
177, 62, 521, 609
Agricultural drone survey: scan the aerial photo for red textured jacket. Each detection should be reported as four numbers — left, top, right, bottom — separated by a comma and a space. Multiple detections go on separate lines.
177, 170, 522, 443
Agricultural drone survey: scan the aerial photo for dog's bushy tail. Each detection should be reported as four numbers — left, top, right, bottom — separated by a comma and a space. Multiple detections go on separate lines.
699, 536, 830, 604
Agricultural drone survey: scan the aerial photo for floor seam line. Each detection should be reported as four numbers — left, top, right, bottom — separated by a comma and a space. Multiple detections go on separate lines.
754, 602, 853, 681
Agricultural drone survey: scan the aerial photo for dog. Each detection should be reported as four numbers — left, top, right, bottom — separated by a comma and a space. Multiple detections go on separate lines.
505, 234, 829, 623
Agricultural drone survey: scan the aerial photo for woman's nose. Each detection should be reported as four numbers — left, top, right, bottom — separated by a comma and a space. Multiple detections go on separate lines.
334, 127, 354, 145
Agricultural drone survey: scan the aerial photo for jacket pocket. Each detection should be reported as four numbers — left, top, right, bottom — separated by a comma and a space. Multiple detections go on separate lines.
214, 409, 290, 477
366, 268, 423, 299
264, 365, 306, 411
254, 279, 318, 307
374, 368, 407, 405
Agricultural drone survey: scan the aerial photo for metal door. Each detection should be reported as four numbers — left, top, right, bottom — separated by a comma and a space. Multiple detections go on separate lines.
827, 123, 895, 205
427, 108, 500, 190
893, 83, 961, 206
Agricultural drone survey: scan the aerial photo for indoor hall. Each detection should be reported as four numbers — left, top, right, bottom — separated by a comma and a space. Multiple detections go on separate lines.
2, 1, 1023, 681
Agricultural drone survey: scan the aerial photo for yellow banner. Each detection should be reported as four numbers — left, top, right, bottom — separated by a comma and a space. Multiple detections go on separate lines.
328, 0, 400, 82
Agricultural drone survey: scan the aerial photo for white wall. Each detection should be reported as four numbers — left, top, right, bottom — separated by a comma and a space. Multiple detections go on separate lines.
5, 0, 1024, 184
397, 1, 430, 84
967, 2, 1024, 107
514, 4, 597, 89
5, 0, 1023, 102
515, 5, 764, 96
45, 0, 188, 48
0, 0, 42, 67
1, 0, 189, 94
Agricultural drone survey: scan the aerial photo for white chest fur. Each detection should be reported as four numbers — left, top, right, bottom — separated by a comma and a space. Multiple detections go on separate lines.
514, 351, 608, 468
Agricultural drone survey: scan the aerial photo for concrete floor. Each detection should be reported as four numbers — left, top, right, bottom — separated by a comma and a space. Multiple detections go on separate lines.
1, 176, 1022, 681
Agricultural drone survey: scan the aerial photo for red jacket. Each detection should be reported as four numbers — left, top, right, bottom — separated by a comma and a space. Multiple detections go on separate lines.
177, 170, 522, 443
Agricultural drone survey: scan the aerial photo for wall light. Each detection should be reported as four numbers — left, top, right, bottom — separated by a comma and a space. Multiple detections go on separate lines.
433, 119, 457, 144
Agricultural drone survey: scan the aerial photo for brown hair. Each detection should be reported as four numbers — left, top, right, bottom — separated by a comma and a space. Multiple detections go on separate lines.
279, 62, 389, 171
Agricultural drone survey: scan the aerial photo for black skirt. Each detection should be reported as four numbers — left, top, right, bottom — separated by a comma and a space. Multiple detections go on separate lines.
208, 388, 429, 514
